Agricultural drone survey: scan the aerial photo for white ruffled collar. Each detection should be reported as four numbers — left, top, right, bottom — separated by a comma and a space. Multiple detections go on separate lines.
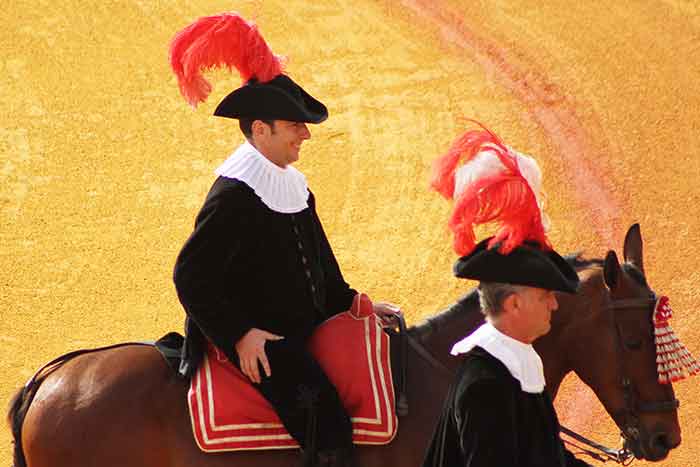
215, 142, 309, 214
451, 321, 546, 394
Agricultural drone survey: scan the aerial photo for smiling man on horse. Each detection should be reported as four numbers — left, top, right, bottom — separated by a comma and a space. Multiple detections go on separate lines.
423, 123, 592, 467
169, 12, 397, 467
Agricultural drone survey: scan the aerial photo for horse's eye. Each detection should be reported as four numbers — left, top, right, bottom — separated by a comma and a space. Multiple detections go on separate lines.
625, 339, 642, 350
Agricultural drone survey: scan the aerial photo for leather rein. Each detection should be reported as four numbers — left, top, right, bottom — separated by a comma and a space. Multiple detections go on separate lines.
403, 294, 679, 465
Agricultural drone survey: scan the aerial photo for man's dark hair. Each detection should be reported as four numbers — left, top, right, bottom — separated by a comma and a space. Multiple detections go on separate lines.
239, 118, 276, 138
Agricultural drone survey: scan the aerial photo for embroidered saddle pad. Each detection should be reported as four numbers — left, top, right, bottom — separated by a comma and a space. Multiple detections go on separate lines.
188, 294, 398, 452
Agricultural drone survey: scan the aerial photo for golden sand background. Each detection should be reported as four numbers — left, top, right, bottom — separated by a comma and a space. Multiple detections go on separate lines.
2, 1, 699, 465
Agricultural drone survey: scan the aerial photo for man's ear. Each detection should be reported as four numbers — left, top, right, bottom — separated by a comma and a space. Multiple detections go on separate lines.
251, 120, 268, 139
501, 292, 519, 316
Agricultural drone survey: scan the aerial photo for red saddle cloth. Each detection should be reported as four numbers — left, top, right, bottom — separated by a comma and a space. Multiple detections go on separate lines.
188, 294, 398, 452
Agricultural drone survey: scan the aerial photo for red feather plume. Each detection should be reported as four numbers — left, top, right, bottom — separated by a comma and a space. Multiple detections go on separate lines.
169, 12, 285, 107
430, 127, 501, 200
431, 120, 550, 256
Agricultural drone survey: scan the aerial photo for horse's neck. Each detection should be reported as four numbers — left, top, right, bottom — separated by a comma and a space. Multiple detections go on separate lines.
535, 270, 603, 396
415, 290, 485, 368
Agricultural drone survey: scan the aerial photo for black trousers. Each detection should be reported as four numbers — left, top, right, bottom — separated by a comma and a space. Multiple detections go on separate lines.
232, 337, 353, 451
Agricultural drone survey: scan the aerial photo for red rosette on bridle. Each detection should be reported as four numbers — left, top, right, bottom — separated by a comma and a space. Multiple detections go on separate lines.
431, 120, 550, 256
168, 12, 286, 107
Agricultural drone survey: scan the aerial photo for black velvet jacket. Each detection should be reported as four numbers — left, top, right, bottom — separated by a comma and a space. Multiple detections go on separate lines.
423, 347, 590, 467
174, 177, 356, 358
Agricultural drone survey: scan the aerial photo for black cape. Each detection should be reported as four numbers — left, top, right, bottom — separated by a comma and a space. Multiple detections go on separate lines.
174, 176, 356, 359
423, 347, 590, 467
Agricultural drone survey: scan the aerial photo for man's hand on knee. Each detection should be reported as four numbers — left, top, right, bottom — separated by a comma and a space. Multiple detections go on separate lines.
235, 328, 284, 384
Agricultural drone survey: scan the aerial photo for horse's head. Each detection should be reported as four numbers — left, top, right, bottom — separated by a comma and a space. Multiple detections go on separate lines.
541, 224, 682, 461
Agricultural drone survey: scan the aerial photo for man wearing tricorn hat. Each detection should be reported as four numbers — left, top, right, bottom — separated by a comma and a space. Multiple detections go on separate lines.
422, 122, 591, 466
168, 12, 398, 467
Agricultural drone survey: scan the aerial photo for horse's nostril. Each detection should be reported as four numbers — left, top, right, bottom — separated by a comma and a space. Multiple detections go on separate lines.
661, 431, 681, 450
653, 433, 669, 449
651, 431, 680, 452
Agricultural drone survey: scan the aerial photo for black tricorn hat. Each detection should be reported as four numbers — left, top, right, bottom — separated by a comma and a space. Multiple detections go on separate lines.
213, 74, 328, 124
453, 238, 580, 293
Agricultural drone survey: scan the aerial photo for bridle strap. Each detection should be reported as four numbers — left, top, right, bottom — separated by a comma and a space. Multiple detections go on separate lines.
606, 298, 656, 310
604, 293, 681, 466
638, 399, 679, 412
608, 296, 681, 413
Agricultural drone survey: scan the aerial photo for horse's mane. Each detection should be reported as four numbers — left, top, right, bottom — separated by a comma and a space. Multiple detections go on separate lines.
563, 252, 604, 270
565, 253, 647, 287
410, 289, 480, 337
411, 253, 605, 336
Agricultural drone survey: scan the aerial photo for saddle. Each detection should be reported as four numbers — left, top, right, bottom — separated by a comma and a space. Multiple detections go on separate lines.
156, 294, 409, 453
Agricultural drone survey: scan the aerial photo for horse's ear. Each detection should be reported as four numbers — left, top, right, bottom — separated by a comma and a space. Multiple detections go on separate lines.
623, 223, 644, 275
604, 250, 621, 290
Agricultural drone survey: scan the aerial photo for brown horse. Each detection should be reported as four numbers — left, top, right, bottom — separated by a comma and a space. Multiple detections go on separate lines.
7, 224, 681, 466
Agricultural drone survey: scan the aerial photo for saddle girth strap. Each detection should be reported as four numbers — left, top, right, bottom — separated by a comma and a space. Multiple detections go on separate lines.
396, 314, 409, 416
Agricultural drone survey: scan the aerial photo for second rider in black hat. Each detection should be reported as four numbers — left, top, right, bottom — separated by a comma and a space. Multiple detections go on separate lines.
423, 122, 591, 467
